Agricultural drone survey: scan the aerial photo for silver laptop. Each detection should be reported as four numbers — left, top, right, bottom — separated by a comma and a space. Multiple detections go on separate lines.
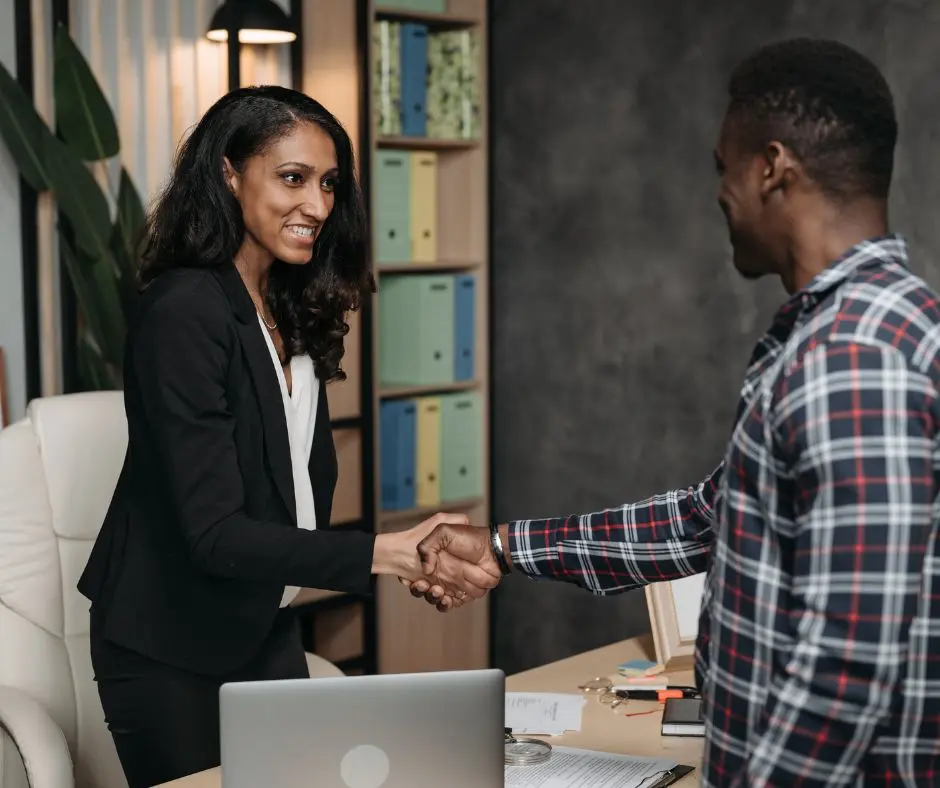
219, 669, 505, 788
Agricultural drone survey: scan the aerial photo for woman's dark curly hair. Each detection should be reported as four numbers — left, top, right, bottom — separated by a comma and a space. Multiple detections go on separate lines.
138, 85, 373, 383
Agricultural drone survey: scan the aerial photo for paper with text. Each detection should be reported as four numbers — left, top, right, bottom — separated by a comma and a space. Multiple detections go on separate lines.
505, 747, 679, 788
505, 693, 586, 735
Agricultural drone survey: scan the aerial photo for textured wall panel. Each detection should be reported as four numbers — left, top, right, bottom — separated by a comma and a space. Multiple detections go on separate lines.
490, 0, 940, 673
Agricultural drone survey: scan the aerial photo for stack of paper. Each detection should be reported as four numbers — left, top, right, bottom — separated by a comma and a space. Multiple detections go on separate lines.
505, 693, 587, 736
505, 747, 684, 788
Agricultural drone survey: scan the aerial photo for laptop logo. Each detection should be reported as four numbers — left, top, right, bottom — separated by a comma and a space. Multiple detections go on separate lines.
340, 745, 390, 788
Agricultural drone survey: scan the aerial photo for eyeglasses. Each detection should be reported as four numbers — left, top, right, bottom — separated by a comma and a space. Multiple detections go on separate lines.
577, 676, 624, 709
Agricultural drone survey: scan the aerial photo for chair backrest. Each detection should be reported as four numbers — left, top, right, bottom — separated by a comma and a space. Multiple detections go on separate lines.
0, 391, 129, 788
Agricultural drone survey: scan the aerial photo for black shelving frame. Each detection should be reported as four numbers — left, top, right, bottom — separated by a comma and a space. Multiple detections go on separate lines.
297, 0, 379, 676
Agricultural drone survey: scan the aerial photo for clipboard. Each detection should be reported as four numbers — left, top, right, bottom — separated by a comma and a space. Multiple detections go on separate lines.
648, 764, 695, 787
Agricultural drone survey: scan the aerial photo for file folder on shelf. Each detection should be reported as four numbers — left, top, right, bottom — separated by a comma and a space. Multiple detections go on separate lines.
384, 0, 445, 11
373, 151, 411, 263
453, 273, 475, 380
372, 21, 402, 137
378, 274, 455, 386
379, 399, 417, 511
440, 391, 482, 501
400, 23, 429, 137
415, 396, 442, 507
410, 152, 437, 262
427, 29, 480, 140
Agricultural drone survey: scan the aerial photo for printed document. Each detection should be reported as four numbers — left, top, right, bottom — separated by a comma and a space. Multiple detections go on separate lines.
505, 693, 586, 735
505, 746, 680, 788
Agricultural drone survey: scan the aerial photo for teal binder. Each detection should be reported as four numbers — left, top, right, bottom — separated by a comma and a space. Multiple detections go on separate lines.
390, 0, 446, 12
440, 391, 482, 501
378, 274, 455, 386
373, 151, 411, 263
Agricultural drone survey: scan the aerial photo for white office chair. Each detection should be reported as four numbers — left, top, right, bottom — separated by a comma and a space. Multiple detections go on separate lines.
0, 392, 343, 788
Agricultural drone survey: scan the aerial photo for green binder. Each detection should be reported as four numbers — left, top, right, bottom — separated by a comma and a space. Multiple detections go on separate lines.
388, 0, 446, 12
440, 391, 483, 501
373, 151, 411, 263
378, 274, 455, 386
372, 21, 402, 136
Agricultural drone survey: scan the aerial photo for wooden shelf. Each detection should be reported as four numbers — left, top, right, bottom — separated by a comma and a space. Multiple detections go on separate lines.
376, 260, 483, 273
374, 6, 480, 30
368, 0, 490, 675
380, 496, 485, 525
379, 380, 480, 399
377, 135, 480, 151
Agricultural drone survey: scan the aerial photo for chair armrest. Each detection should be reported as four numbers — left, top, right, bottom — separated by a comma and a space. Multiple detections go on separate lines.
304, 652, 345, 679
0, 685, 73, 788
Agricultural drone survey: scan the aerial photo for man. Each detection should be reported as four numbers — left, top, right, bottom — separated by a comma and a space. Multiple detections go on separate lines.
411, 38, 940, 788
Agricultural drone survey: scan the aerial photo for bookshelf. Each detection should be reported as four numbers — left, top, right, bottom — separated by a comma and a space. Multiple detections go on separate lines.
293, 0, 490, 676
369, 0, 490, 674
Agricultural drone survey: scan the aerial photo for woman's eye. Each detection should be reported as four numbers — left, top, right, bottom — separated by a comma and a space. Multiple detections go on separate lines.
321, 176, 337, 193
282, 172, 304, 186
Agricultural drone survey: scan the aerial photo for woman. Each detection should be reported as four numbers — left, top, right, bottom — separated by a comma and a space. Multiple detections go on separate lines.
77, 86, 492, 787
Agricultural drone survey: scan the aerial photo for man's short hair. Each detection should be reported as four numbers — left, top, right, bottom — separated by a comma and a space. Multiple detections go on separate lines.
727, 38, 897, 201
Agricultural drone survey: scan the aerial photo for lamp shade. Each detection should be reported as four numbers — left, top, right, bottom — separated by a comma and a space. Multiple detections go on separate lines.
206, 0, 296, 45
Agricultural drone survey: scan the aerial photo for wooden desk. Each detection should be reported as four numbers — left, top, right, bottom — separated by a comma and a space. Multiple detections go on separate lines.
157, 635, 703, 787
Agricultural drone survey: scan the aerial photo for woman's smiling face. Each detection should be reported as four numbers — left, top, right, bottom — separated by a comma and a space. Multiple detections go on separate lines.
226, 121, 339, 265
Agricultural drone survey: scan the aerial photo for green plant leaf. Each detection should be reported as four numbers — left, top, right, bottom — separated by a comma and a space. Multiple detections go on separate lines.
59, 229, 126, 367
88, 250, 128, 367
109, 167, 145, 319
111, 167, 146, 273
53, 23, 119, 161
0, 62, 59, 191
76, 329, 120, 391
47, 135, 113, 261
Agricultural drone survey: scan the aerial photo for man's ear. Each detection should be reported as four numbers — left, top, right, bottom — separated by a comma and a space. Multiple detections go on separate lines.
222, 156, 238, 197
760, 141, 798, 198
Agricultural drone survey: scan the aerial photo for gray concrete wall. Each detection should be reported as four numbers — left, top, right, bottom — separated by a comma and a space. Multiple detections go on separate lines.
490, 0, 940, 674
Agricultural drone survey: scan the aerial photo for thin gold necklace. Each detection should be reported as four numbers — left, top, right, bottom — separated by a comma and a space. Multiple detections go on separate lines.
257, 309, 277, 331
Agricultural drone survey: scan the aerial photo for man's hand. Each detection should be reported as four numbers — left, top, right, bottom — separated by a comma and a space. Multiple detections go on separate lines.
388, 514, 500, 611
400, 522, 504, 611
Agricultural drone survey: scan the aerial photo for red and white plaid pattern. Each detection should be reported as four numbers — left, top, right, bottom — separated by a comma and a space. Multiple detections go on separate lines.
507, 235, 940, 787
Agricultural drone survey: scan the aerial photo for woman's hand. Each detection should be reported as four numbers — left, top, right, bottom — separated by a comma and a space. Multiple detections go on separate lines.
400, 520, 503, 612
373, 512, 500, 611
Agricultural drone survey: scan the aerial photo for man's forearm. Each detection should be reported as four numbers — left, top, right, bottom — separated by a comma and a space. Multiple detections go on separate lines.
501, 466, 721, 593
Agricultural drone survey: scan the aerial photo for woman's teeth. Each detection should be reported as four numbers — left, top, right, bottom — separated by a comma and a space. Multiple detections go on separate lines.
288, 225, 315, 238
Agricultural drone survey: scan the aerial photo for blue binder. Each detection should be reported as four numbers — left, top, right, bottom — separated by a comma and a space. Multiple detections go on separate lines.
454, 274, 476, 380
379, 399, 417, 510
400, 23, 428, 137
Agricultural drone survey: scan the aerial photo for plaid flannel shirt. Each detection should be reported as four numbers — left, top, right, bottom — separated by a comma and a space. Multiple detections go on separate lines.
508, 235, 940, 787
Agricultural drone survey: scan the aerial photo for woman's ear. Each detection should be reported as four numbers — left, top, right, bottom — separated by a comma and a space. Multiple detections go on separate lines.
222, 156, 239, 197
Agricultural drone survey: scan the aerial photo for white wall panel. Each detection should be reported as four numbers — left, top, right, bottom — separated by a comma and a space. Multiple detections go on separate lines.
69, 0, 292, 204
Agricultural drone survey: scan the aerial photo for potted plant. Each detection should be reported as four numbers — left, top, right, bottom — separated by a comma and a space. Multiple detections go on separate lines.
0, 23, 147, 390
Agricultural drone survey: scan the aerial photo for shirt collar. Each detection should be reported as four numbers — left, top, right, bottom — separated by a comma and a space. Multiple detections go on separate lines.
789, 233, 909, 313
764, 234, 907, 339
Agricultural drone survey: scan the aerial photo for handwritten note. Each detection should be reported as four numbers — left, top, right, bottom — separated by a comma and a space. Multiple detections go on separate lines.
505, 693, 586, 735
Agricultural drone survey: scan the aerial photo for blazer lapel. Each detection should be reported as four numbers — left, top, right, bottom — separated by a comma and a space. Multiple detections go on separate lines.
212, 264, 296, 525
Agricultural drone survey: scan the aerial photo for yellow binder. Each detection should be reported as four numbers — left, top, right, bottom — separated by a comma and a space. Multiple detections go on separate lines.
410, 152, 437, 262
415, 396, 441, 507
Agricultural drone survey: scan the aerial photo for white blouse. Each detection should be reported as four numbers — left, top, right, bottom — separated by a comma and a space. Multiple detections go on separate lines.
256, 314, 319, 607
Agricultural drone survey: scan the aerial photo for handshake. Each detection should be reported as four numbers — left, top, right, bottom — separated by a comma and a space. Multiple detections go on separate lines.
384, 513, 507, 612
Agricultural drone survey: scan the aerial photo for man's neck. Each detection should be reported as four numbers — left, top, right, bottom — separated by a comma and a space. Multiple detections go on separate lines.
784, 196, 888, 294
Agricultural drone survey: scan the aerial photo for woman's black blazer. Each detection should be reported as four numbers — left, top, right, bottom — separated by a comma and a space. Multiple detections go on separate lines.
78, 264, 375, 676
